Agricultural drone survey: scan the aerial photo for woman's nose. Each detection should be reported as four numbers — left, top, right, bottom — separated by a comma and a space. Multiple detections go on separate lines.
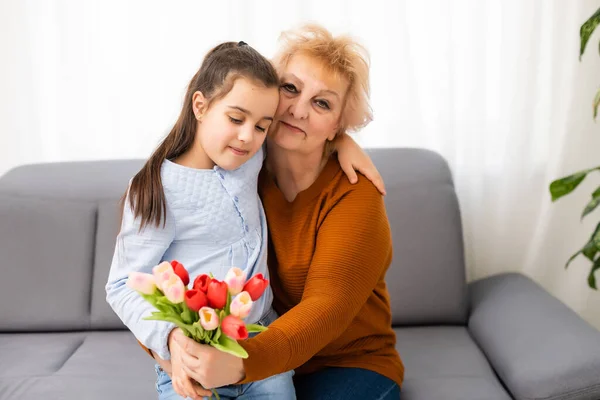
288, 99, 309, 120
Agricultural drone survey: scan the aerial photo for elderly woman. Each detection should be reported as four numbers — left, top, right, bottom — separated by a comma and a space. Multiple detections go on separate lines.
165, 25, 403, 400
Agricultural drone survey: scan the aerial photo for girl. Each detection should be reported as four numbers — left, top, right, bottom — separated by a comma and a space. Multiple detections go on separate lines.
106, 41, 292, 399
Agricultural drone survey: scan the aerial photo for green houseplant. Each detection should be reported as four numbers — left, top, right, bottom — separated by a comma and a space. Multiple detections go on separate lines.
549, 7, 600, 289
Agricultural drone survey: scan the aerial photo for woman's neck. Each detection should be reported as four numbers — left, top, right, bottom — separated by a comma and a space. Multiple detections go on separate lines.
266, 139, 328, 202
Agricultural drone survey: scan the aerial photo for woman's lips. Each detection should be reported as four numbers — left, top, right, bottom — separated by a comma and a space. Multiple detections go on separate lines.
280, 121, 305, 134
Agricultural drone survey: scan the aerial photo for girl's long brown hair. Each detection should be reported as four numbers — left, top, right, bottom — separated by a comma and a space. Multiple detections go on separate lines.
122, 42, 279, 231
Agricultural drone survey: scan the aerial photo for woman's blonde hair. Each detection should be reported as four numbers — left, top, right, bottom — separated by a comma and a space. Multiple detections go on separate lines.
274, 24, 373, 136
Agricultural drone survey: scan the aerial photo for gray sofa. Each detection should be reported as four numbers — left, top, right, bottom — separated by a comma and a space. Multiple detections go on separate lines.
1, 148, 600, 400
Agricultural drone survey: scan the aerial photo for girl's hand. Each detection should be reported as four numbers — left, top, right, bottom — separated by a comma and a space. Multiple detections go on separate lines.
152, 350, 172, 376
167, 328, 212, 399
336, 133, 386, 195
173, 330, 245, 389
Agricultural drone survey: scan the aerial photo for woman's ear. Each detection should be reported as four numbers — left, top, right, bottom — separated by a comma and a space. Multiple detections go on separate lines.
192, 91, 208, 119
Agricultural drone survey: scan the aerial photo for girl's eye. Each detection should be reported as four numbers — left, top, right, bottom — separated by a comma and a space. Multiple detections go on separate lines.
255, 126, 267, 133
282, 84, 298, 93
229, 117, 243, 124
315, 100, 330, 110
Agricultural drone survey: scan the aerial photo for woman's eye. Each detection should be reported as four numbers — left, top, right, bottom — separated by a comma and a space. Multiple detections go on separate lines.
282, 84, 298, 93
315, 100, 330, 109
229, 117, 243, 124
255, 126, 267, 133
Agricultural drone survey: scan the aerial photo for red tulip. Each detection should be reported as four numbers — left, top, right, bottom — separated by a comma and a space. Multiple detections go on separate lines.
221, 315, 248, 340
170, 260, 189, 286
193, 274, 212, 293
207, 279, 228, 309
242, 274, 269, 301
184, 289, 208, 312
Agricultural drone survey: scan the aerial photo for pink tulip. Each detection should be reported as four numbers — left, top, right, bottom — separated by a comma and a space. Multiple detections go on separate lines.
162, 274, 185, 304
224, 267, 247, 296
127, 272, 157, 295
229, 291, 253, 319
152, 261, 174, 289
221, 315, 249, 340
199, 307, 219, 331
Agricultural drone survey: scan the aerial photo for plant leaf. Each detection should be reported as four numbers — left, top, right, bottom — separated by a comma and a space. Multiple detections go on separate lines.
594, 88, 600, 120
245, 323, 268, 333
191, 321, 205, 339
583, 239, 600, 262
225, 292, 232, 316
580, 7, 600, 60
565, 221, 600, 268
212, 335, 248, 358
143, 315, 195, 337
566, 249, 582, 269
212, 326, 222, 343
581, 186, 600, 219
587, 257, 600, 290
550, 167, 600, 201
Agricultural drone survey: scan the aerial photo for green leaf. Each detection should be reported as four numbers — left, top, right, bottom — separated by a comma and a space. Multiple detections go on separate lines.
565, 222, 600, 268
212, 335, 248, 358
583, 239, 600, 262
550, 167, 600, 201
579, 7, 600, 60
594, 88, 600, 121
191, 321, 206, 339
156, 297, 179, 314
587, 257, 600, 290
582, 186, 600, 219
565, 249, 582, 269
212, 326, 222, 344
143, 315, 195, 337
225, 292, 232, 316
245, 324, 268, 333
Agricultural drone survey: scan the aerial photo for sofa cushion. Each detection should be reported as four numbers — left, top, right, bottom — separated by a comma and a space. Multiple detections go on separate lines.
0, 331, 156, 400
395, 326, 511, 400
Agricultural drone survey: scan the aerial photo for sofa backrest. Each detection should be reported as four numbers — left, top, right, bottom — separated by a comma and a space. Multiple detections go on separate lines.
0, 160, 143, 331
368, 148, 468, 325
0, 148, 468, 332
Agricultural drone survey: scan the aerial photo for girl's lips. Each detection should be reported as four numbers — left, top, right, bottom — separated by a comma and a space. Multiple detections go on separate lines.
228, 146, 249, 156
280, 121, 305, 134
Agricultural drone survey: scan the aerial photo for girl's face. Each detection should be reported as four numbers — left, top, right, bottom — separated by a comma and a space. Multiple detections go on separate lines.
193, 77, 279, 170
269, 54, 349, 157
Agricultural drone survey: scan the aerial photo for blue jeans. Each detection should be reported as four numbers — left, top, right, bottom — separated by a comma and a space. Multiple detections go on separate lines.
293, 367, 400, 400
154, 308, 296, 400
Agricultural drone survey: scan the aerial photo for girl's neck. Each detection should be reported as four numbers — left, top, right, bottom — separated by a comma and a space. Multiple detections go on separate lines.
266, 138, 328, 202
172, 139, 214, 170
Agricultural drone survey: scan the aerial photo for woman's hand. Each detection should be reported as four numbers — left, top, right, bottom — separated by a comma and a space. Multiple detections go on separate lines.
336, 133, 386, 195
173, 330, 246, 389
167, 328, 213, 399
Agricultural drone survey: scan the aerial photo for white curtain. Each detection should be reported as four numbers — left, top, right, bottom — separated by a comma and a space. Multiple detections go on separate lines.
2, 0, 600, 329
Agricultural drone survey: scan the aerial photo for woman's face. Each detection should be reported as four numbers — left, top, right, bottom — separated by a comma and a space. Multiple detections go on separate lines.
269, 54, 349, 157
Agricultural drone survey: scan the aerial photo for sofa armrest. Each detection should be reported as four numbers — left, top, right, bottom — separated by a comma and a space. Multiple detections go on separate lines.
468, 272, 600, 400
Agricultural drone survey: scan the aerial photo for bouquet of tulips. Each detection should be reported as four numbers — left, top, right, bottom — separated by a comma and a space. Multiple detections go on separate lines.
127, 261, 270, 399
